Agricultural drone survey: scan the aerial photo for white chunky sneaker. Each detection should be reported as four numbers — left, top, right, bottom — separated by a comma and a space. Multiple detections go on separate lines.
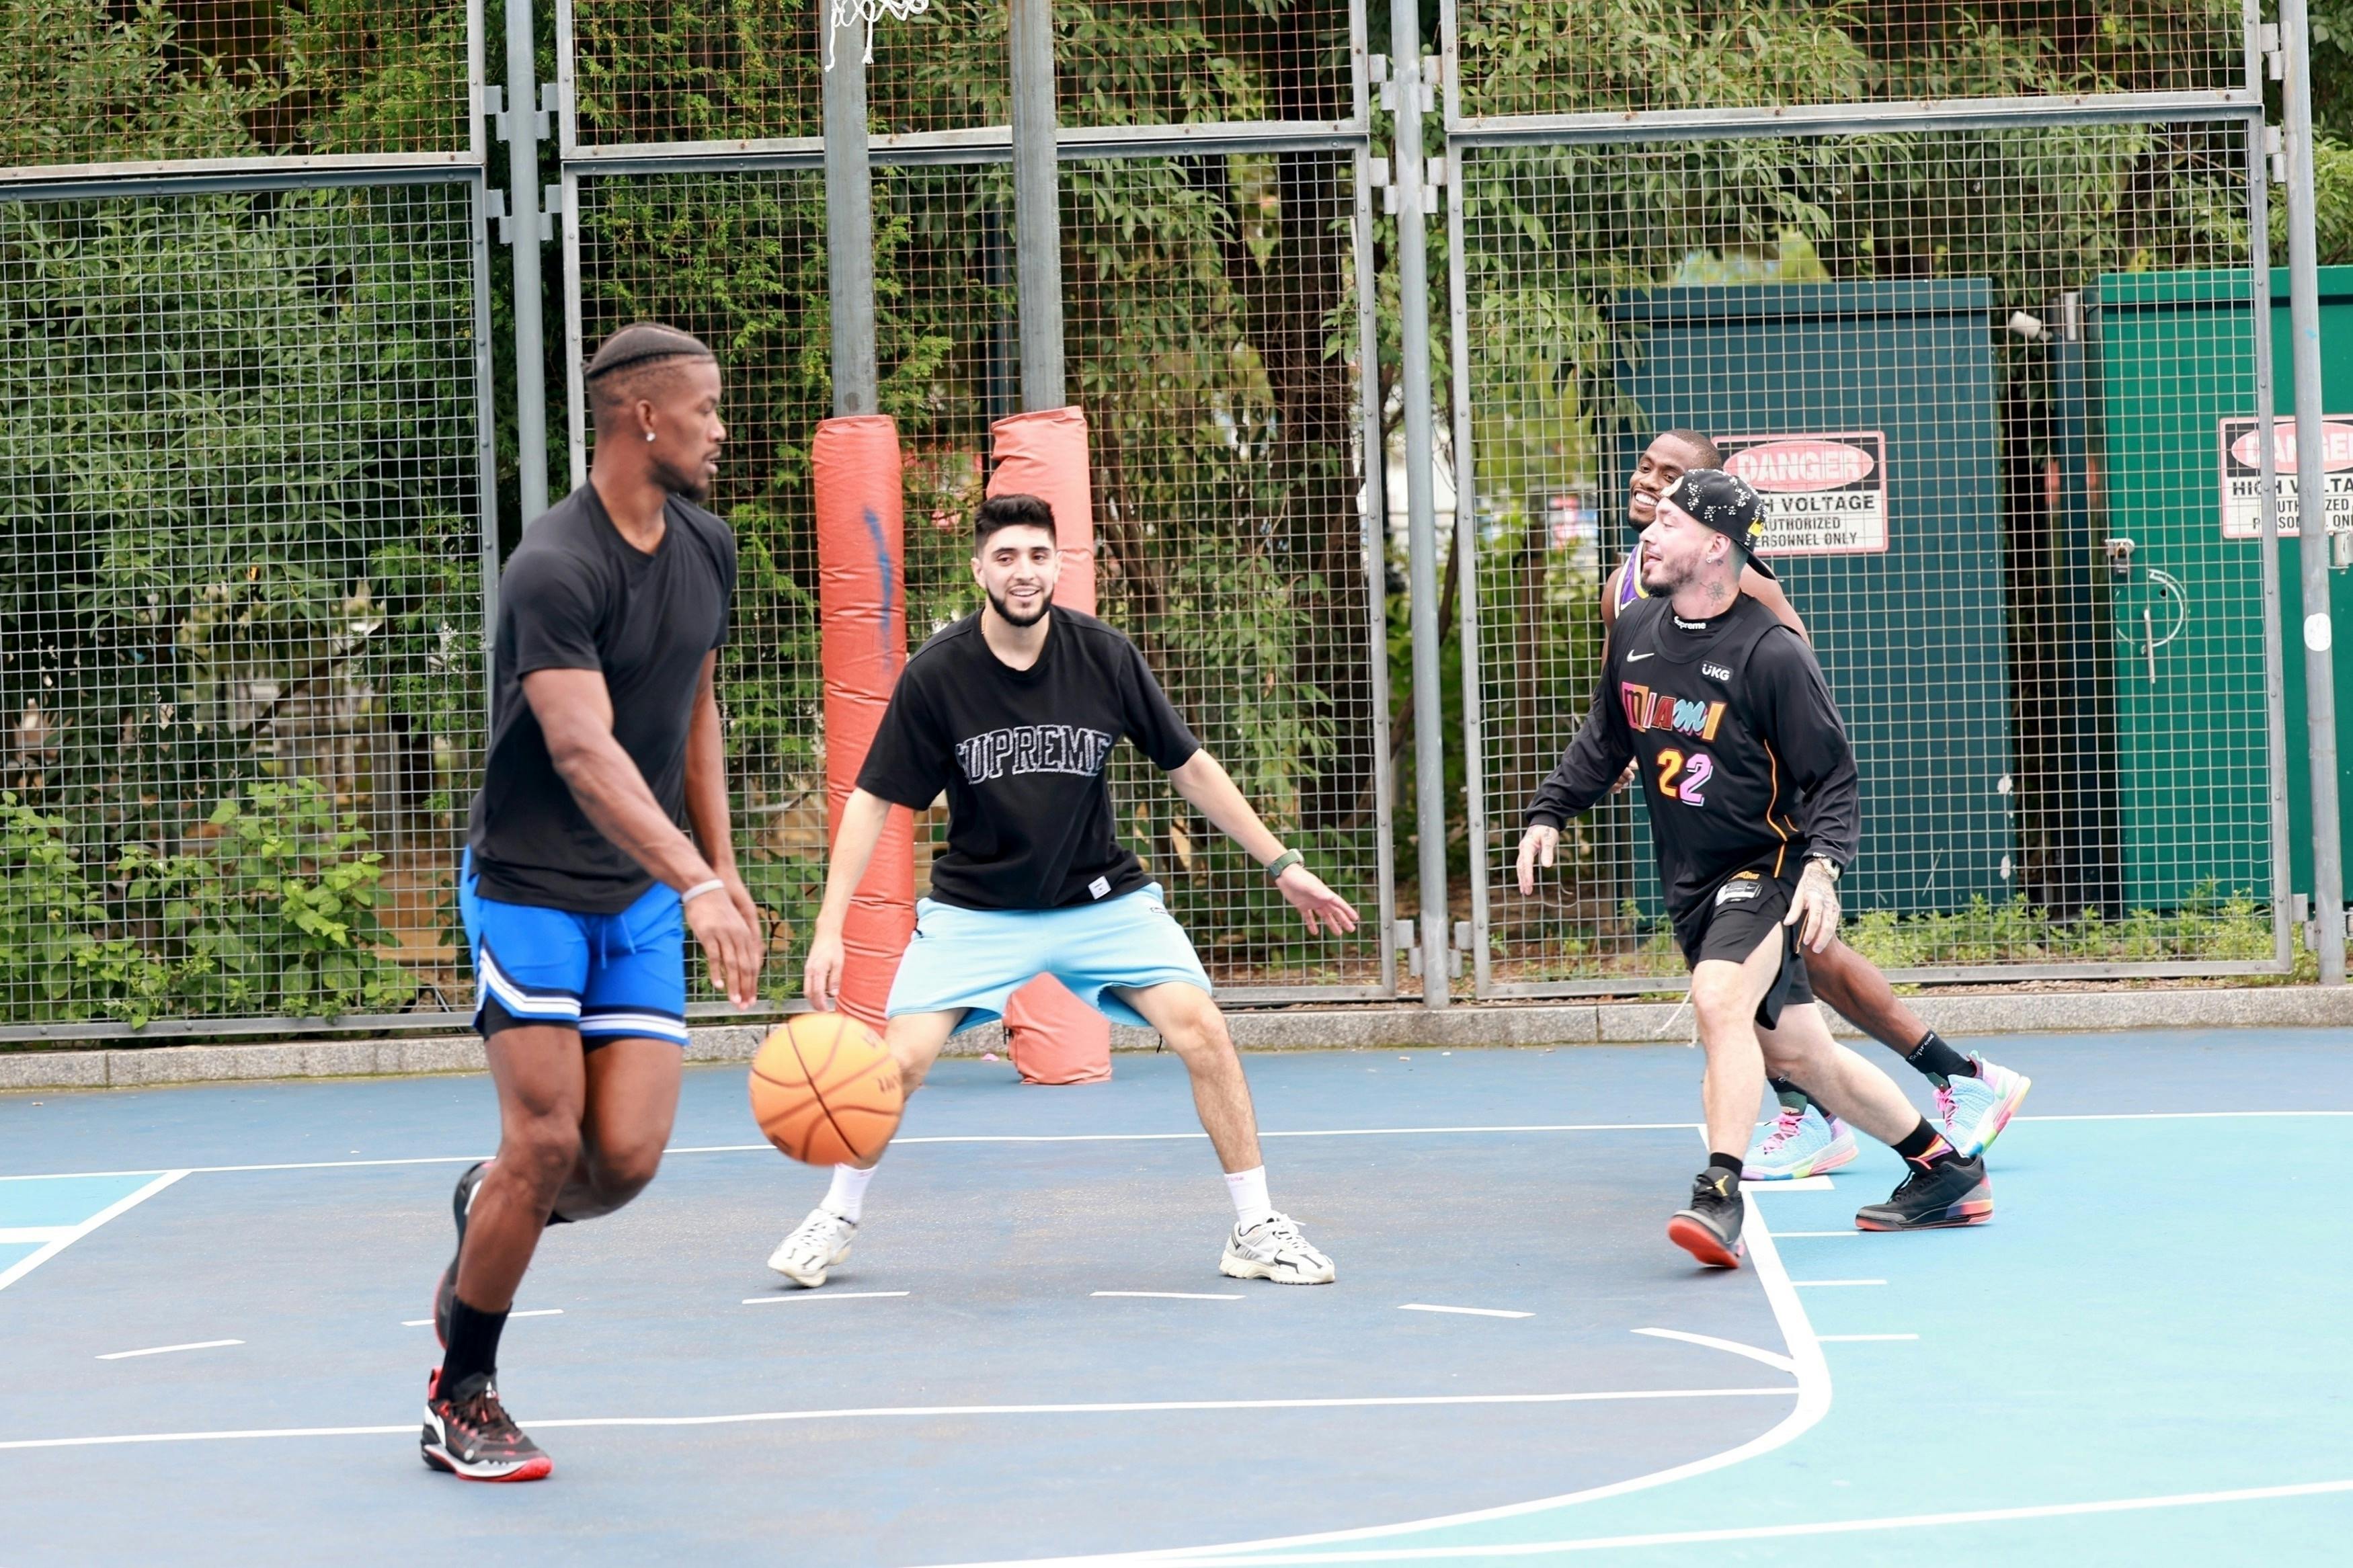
1219, 1212, 1336, 1285
1936, 1055, 2032, 1158
1742, 1102, 1859, 1181
767, 1207, 856, 1288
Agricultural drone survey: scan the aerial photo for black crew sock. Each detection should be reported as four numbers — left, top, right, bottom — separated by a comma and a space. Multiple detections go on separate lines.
1901, 1030, 1975, 1086
1706, 1151, 1744, 1181
440, 1296, 510, 1395
1768, 1077, 1813, 1114
1891, 1118, 1959, 1169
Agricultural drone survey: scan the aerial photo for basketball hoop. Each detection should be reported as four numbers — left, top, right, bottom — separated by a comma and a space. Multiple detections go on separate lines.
826, 0, 930, 71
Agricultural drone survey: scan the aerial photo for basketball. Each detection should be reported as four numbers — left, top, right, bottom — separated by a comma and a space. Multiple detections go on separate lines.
749, 1013, 904, 1165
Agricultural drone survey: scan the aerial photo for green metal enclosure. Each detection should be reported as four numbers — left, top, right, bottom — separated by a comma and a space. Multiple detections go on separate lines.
2085, 267, 2350, 912
1605, 279, 2014, 917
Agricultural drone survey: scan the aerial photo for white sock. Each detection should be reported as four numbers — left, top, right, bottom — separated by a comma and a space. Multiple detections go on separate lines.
822, 1165, 875, 1223
1224, 1165, 1275, 1230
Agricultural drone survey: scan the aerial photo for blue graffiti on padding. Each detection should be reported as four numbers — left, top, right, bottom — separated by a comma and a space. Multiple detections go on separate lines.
862, 504, 897, 653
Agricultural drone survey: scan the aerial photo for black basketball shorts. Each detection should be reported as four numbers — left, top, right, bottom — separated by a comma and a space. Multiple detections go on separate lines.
1672, 864, 1814, 1030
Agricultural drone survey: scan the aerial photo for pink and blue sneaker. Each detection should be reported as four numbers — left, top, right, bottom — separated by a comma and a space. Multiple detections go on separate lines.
1741, 1102, 1859, 1181
1936, 1055, 2031, 1158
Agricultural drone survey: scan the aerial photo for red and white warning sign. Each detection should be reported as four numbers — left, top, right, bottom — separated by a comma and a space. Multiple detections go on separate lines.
2218, 416, 2353, 538
1716, 431, 1888, 555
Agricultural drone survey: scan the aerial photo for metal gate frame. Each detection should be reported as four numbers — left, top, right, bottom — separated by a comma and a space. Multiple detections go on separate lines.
551, 0, 1400, 1005
1438, 1, 2296, 998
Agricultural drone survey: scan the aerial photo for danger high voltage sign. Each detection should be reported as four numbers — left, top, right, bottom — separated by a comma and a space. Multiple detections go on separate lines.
2219, 416, 2353, 538
1716, 431, 1888, 555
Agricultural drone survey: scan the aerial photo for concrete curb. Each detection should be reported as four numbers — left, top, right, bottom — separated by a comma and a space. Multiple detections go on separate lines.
1, 986, 2347, 1094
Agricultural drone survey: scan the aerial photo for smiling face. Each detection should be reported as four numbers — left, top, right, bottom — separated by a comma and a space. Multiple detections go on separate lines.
1627, 431, 1715, 529
1638, 495, 1734, 595
972, 522, 1060, 628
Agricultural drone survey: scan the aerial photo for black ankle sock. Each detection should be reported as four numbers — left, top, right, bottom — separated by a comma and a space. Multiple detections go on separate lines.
1706, 1151, 1744, 1180
1768, 1077, 1812, 1113
1891, 1118, 1957, 1167
440, 1296, 509, 1395
1902, 1030, 1975, 1085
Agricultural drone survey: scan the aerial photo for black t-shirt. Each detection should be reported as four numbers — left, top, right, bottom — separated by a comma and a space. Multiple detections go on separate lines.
1525, 593, 1860, 919
856, 606, 1200, 910
466, 483, 736, 912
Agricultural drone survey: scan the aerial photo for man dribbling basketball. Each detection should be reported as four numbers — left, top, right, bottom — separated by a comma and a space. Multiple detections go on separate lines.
768, 493, 1358, 1289
424, 323, 762, 1481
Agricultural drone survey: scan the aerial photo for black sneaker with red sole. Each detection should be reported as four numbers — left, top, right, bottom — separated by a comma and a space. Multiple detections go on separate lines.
421, 1370, 552, 1482
1856, 1153, 1993, 1231
1667, 1168, 1746, 1268
434, 1161, 489, 1348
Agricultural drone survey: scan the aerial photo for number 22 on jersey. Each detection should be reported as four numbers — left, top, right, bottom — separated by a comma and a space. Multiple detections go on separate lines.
1652, 747, 1713, 806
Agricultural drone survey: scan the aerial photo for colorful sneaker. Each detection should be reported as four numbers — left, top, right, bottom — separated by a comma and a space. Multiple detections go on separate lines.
1667, 1169, 1745, 1268
1855, 1152, 1993, 1231
421, 1370, 553, 1482
433, 1161, 490, 1348
1220, 1213, 1336, 1284
768, 1207, 856, 1288
1742, 1104, 1860, 1181
1936, 1057, 2032, 1158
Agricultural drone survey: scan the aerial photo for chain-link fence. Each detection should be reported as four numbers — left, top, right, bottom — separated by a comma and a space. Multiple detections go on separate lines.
1448, 2, 2292, 993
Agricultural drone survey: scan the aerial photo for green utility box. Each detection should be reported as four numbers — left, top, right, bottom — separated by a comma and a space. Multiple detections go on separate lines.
2085, 267, 2353, 912
1605, 279, 2014, 917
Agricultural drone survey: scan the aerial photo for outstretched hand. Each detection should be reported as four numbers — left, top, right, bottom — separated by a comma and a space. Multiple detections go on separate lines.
1275, 864, 1359, 936
686, 884, 764, 1009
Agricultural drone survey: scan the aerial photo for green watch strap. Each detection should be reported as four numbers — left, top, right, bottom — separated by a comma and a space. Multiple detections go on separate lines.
1265, 848, 1304, 881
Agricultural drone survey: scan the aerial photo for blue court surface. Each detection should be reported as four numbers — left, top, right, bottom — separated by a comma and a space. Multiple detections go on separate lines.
2, 1030, 2349, 1566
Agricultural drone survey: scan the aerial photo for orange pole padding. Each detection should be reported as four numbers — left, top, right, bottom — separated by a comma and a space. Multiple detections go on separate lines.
814, 413, 917, 1029
987, 406, 1113, 1083
985, 405, 1096, 616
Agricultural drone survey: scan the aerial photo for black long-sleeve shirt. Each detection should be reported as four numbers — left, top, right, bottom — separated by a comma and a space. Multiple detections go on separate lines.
1525, 593, 1859, 918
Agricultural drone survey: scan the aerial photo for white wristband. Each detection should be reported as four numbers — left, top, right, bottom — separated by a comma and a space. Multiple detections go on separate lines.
680, 878, 727, 907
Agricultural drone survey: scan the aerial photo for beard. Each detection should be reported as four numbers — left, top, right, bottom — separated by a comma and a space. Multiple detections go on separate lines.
986, 583, 1051, 628
650, 452, 712, 501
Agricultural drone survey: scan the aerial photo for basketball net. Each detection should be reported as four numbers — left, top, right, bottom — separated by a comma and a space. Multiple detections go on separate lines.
825, 0, 929, 71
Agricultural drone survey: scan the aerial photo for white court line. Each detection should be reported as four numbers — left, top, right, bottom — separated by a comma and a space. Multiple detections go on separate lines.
1741, 1175, 1833, 1193
0, 1124, 1710, 1183
740, 1290, 909, 1305
96, 1339, 242, 1361
1139, 1477, 2353, 1562
1629, 1328, 1796, 1376
1399, 1304, 1532, 1320
1771, 1230, 1860, 1238
1817, 1334, 1917, 1343
1094, 1292, 1243, 1302
400, 1308, 563, 1327
0, 1171, 188, 1294
0, 1387, 1794, 1452
0, 1227, 71, 1243
1790, 1279, 1884, 1288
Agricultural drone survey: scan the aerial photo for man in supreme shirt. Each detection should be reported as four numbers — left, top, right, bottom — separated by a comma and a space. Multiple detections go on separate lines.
768, 493, 1359, 1288
1603, 431, 2030, 1182
1519, 470, 1995, 1268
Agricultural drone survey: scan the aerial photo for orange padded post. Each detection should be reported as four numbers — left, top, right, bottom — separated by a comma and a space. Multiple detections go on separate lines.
988, 407, 1112, 1084
814, 414, 916, 1028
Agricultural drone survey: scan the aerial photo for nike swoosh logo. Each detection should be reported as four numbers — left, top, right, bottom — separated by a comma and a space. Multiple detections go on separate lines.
1626, 651, 1654, 662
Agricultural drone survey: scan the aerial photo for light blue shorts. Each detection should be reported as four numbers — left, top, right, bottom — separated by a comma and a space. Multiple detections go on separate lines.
458, 850, 689, 1046
885, 882, 1212, 1034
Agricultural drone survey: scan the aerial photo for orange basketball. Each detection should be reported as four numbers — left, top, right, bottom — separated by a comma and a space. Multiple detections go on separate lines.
749, 1013, 904, 1165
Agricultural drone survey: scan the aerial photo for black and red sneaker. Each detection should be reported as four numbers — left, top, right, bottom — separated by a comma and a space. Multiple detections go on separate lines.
1856, 1152, 1993, 1231
421, 1370, 552, 1482
434, 1161, 490, 1348
1667, 1168, 1746, 1268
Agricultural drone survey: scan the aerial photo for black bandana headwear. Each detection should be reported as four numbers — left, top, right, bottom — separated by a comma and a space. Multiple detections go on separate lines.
584, 322, 715, 381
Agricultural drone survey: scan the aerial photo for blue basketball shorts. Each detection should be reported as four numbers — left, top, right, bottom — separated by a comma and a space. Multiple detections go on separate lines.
885, 882, 1212, 1035
459, 850, 690, 1047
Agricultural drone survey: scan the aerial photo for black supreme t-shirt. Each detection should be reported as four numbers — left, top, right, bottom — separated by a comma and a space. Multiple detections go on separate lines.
466, 483, 735, 912
856, 606, 1200, 910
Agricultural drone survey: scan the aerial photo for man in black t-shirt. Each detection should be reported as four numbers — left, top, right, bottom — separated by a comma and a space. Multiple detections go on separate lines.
422, 325, 764, 1483
1519, 470, 1995, 1271
768, 494, 1359, 1290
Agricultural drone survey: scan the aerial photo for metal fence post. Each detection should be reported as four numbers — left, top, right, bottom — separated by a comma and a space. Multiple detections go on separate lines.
2247, 116, 2293, 973
823, 4, 879, 415
506, 0, 550, 522
1010, 0, 1066, 410
1392, 0, 1449, 1005
2282, 0, 2345, 983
